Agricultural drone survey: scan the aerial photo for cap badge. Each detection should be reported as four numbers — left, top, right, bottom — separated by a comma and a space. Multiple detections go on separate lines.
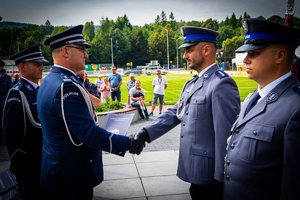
242, 20, 249, 34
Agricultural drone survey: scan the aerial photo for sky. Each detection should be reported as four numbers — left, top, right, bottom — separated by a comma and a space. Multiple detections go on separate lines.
0, 0, 299, 27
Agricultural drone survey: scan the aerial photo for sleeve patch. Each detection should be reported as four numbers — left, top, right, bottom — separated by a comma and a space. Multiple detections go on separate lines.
293, 85, 300, 96
7, 97, 21, 103
59, 74, 72, 82
215, 70, 229, 79
63, 91, 79, 100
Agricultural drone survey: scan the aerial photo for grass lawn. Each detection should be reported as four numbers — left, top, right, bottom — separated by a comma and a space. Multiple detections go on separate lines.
90, 73, 257, 105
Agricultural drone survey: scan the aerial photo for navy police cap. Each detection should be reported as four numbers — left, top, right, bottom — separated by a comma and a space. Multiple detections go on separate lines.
179, 26, 219, 49
10, 44, 48, 66
236, 18, 300, 53
44, 25, 91, 51
0, 60, 5, 67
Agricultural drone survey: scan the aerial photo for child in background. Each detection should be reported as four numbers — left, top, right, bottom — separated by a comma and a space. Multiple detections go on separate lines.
99, 78, 111, 103
133, 87, 145, 110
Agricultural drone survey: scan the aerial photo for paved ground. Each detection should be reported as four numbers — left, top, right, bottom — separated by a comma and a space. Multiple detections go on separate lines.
0, 105, 192, 199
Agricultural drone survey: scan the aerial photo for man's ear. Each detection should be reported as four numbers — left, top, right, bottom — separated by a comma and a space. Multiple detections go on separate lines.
18, 63, 25, 72
61, 46, 69, 58
203, 44, 211, 56
275, 49, 287, 65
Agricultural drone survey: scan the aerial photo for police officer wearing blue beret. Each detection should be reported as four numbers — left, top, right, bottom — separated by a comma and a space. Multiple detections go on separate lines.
37, 25, 144, 199
0, 59, 13, 144
223, 18, 300, 200
3, 44, 49, 199
134, 26, 241, 200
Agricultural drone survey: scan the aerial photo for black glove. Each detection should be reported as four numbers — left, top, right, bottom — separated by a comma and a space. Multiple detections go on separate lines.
128, 134, 145, 155
134, 128, 150, 143
212, 179, 223, 200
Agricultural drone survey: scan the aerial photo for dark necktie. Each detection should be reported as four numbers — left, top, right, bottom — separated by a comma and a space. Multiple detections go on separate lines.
36, 86, 39, 91
244, 91, 261, 117
193, 75, 199, 83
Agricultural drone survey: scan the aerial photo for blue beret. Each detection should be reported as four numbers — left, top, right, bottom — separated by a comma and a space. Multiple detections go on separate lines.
0, 60, 5, 67
10, 44, 48, 66
44, 25, 91, 51
236, 18, 300, 53
179, 26, 219, 49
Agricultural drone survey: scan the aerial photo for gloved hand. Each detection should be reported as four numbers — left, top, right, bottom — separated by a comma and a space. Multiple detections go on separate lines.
134, 128, 150, 143
128, 134, 145, 155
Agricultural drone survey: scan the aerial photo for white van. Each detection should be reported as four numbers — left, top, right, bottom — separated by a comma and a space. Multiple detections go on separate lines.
144, 66, 168, 75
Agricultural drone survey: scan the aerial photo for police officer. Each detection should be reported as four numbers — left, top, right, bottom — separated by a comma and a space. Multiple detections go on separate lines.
134, 26, 241, 200
223, 18, 300, 200
37, 25, 143, 199
3, 44, 49, 198
0, 60, 13, 144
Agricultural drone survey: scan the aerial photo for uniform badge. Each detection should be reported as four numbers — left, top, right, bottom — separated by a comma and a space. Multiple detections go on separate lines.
59, 74, 72, 82
266, 91, 279, 103
25, 85, 33, 91
242, 20, 249, 34
179, 101, 183, 108
39, 45, 42, 51
180, 27, 185, 36
203, 73, 209, 79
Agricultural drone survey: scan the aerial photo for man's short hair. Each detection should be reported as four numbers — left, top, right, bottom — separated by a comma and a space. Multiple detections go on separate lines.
157, 70, 161, 73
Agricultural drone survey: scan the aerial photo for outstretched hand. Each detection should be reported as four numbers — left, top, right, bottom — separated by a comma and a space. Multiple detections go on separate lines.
128, 134, 145, 155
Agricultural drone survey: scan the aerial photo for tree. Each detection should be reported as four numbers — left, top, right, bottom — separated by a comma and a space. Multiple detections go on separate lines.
169, 12, 176, 30
155, 15, 160, 25
83, 21, 95, 42
222, 36, 244, 51
148, 33, 163, 63
267, 15, 285, 24
243, 12, 251, 19
23, 36, 39, 48
201, 18, 219, 31
160, 10, 167, 26
0, 16, 2, 22
131, 29, 149, 65
51, 26, 69, 36
229, 13, 237, 29
257, 16, 266, 20
217, 25, 235, 49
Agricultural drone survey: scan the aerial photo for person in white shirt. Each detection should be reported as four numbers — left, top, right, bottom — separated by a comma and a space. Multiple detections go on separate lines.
95, 76, 104, 98
149, 70, 167, 116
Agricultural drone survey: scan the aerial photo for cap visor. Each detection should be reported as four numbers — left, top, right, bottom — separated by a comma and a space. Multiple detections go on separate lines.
30, 59, 49, 63
178, 42, 199, 49
236, 44, 270, 53
73, 42, 92, 48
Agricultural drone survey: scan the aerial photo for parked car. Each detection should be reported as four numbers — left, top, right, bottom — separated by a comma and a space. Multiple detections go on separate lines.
124, 69, 143, 76
144, 66, 168, 75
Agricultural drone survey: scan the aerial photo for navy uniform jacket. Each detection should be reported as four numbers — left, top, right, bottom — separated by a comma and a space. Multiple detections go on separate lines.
223, 75, 300, 200
84, 80, 100, 98
144, 64, 240, 184
0, 74, 13, 107
37, 66, 129, 194
2, 78, 43, 185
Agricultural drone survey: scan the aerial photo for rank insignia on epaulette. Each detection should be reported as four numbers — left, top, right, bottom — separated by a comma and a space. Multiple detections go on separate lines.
59, 74, 72, 82
70, 76, 79, 83
25, 85, 33, 91
215, 70, 228, 79
293, 85, 300, 96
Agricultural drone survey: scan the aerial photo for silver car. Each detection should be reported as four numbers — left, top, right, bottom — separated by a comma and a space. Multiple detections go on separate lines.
144, 66, 168, 75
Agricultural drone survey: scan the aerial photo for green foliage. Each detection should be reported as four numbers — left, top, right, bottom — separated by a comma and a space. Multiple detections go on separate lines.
94, 98, 125, 112
201, 18, 219, 31
222, 36, 244, 51
51, 26, 69, 36
83, 21, 95, 42
23, 36, 39, 48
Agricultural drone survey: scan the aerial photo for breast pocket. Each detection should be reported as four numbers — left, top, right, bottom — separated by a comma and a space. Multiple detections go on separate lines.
189, 95, 205, 120
238, 123, 274, 164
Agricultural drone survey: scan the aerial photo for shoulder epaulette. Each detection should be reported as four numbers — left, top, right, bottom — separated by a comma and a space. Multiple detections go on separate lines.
293, 85, 300, 96
59, 73, 72, 83
13, 82, 22, 90
215, 70, 229, 79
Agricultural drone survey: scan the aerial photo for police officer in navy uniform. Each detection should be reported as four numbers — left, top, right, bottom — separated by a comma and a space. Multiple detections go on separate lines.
0, 60, 13, 144
3, 44, 49, 199
223, 18, 300, 200
134, 26, 241, 200
37, 25, 143, 199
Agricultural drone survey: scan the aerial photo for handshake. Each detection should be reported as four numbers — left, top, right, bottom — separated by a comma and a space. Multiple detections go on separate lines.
128, 128, 150, 155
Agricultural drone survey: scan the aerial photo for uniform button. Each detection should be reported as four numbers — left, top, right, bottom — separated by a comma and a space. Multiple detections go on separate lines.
183, 123, 186, 126
181, 135, 183, 138
230, 144, 234, 149
226, 160, 230, 166
195, 100, 197, 102
186, 112, 188, 115
253, 130, 257, 135
119, 152, 122, 155
236, 129, 239, 134
204, 151, 207, 155
226, 175, 230, 181
90, 160, 93, 163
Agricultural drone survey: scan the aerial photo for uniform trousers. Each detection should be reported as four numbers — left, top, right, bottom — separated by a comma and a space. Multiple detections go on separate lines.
189, 183, 222, 200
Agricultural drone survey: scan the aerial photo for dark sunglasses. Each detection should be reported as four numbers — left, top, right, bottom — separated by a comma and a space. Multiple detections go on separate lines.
65, 46, 87, 54
157, 73, 161, 75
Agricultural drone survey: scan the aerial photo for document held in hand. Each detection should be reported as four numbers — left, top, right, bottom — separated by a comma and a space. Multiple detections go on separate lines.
103, 113, 134, 136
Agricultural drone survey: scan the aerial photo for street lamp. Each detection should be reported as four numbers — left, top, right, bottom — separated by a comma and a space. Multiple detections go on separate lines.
165, 29, 169, 71
110, 38, 114, 67
172, 37, 183, 70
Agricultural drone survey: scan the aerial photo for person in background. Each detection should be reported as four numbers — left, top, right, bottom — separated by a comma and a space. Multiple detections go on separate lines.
95, 75, 104, 99
223, 18, 300, 200
130, 80, 149, 120
133, 87, 145, 110
133, 26, 240, 200
149, 70, 167, 116
77, 70, 100, 108
99, 78, 111, 103
108, 66, 122, 102
13, 73, 20, 85
85, 72, 89, 82
127, 73, 136, 107
0, 59, 13, 144
38, 25, 144, 199
3, 44, 49, 199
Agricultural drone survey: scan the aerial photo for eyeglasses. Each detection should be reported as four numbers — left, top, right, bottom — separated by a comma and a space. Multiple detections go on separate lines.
65, 46, 87, 55
112, 69, 116, 70
157, 73, 161, 75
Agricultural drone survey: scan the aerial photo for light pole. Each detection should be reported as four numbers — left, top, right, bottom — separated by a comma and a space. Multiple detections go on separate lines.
165, 29, 169, 71
110, 38, 114, 67
17, 37, 19, 52
172, 37, 183, 70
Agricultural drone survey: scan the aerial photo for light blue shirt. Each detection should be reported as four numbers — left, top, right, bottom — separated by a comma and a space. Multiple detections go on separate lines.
108, 73, 122, 91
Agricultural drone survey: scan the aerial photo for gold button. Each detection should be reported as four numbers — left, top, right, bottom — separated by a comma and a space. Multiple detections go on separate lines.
90, 160, 93, 163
